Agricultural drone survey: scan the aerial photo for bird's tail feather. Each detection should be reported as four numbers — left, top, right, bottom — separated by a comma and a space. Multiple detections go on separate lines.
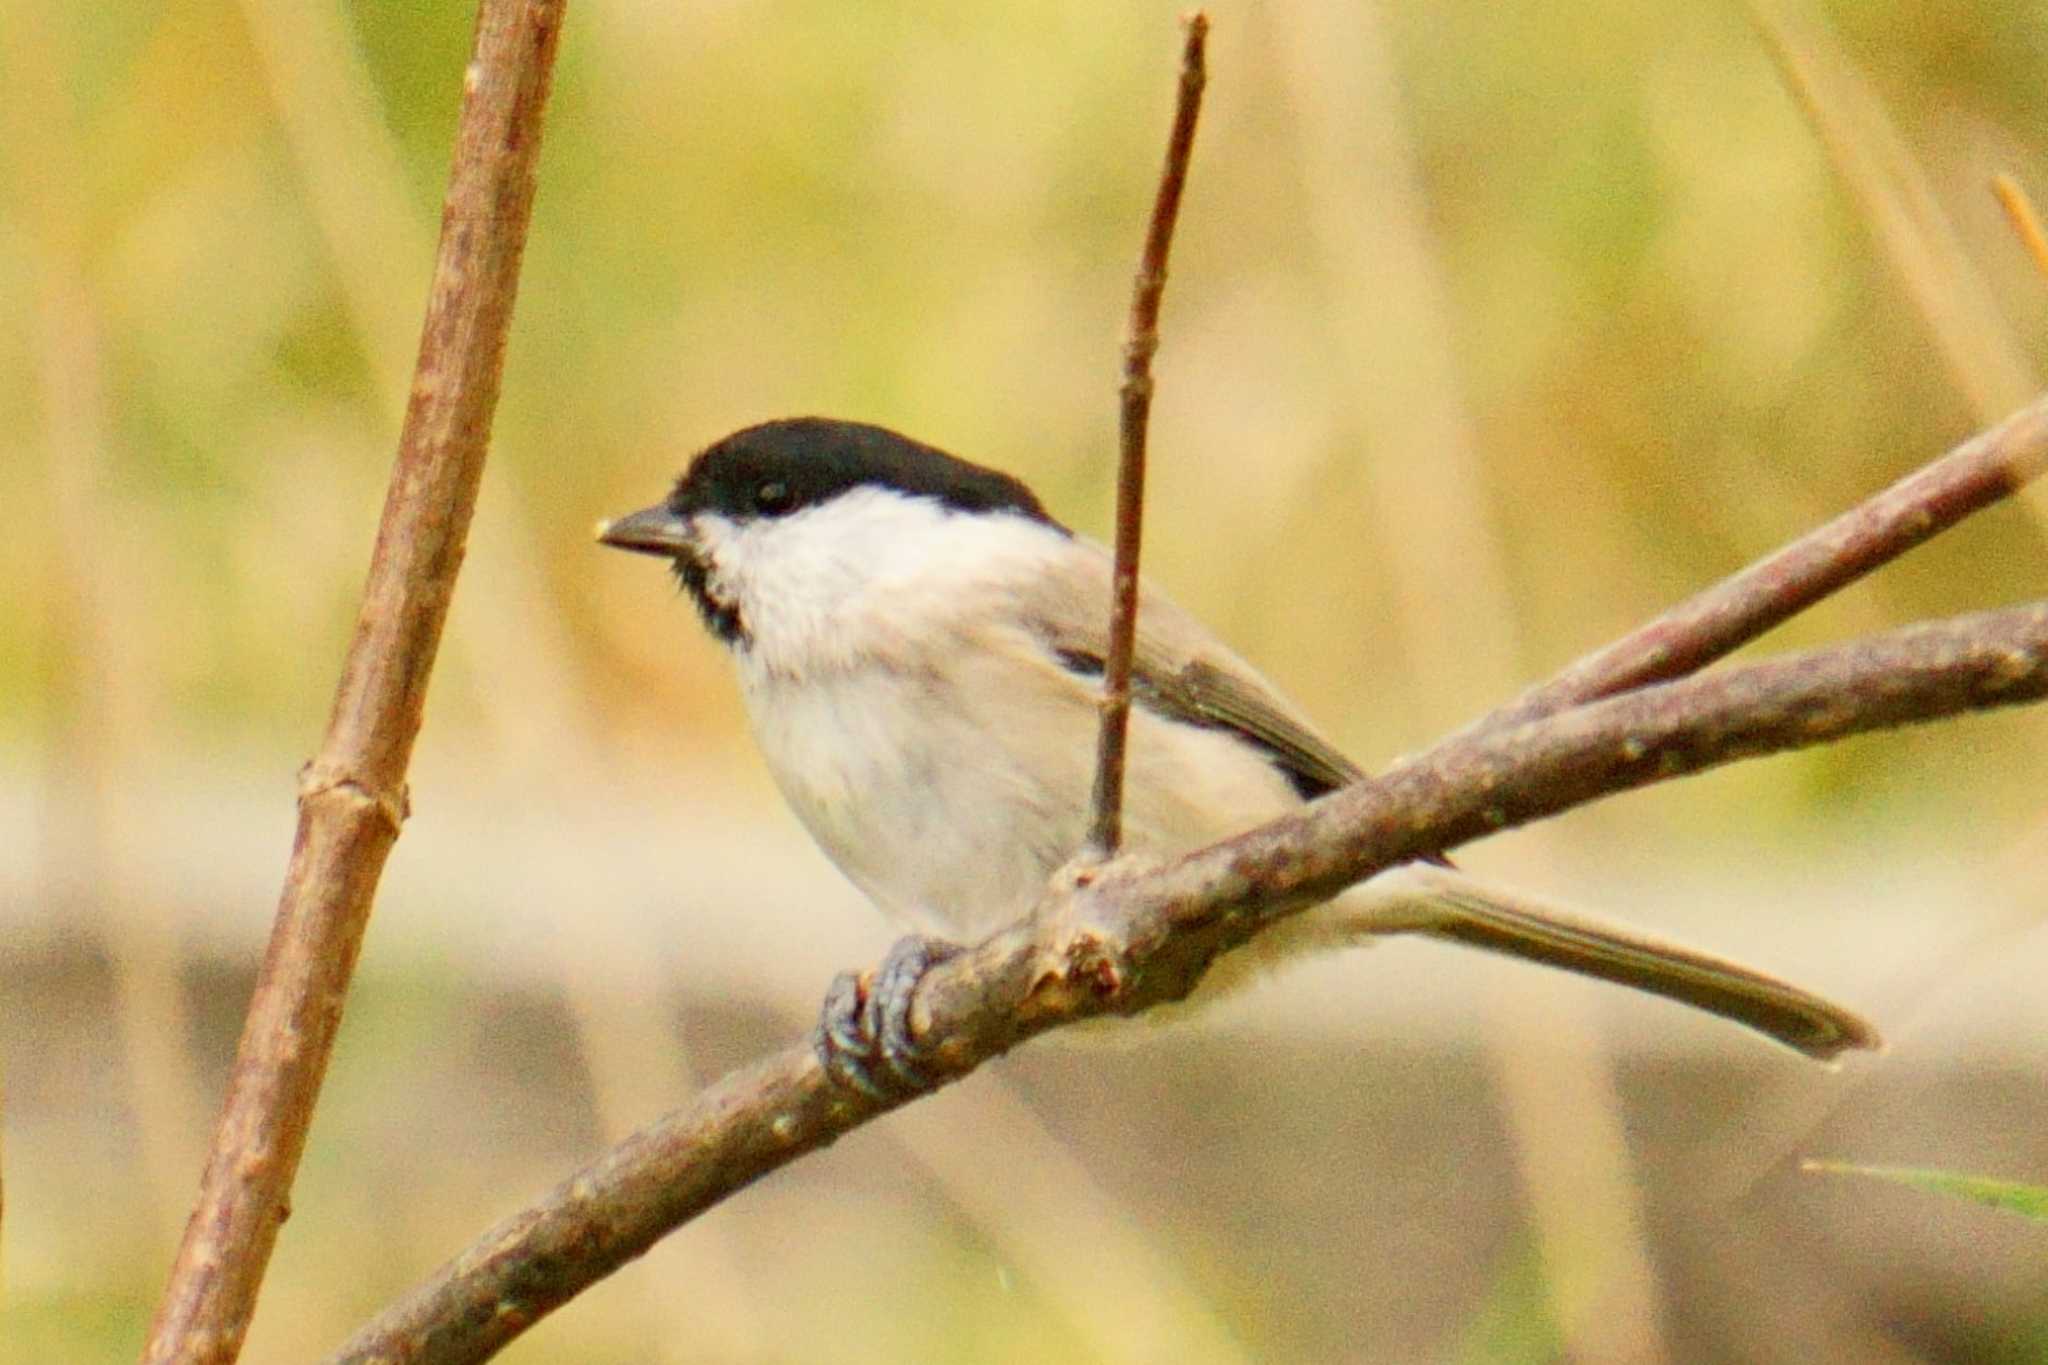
1378, 865, 1881, 1062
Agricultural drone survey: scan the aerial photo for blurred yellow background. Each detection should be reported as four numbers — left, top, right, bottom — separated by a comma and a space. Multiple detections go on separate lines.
6, 0, 2048, 1360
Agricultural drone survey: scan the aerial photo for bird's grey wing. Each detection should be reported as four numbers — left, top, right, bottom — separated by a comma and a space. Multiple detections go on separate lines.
1021, 551, 1364, 800
1150, 654, 1364, 797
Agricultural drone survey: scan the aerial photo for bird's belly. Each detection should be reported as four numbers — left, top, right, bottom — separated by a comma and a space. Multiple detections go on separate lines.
739, 655, 1309, 943
741, 664, 1077, 938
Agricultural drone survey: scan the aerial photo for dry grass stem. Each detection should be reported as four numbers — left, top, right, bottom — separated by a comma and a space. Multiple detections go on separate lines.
1992, 173, 2048, 281
1749, 0, 2035, 421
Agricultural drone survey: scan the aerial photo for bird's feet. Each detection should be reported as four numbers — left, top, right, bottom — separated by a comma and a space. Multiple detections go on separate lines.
815, 934, 962, 1098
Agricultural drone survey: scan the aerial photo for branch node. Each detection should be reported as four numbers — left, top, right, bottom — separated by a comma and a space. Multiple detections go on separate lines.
296, 761, 409, 834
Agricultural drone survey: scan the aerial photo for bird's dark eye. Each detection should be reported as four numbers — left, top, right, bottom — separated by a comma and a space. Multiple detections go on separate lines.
753, 480, 793, 514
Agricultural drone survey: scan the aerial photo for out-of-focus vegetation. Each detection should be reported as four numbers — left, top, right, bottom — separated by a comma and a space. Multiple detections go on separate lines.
5, 0, 2048, 1360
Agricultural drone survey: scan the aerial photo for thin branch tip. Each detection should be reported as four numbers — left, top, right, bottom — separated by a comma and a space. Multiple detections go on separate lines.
1087, 14, 1213, 855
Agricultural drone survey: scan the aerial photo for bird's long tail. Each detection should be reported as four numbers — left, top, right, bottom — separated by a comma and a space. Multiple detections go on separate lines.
1366, 864, 1881, 1062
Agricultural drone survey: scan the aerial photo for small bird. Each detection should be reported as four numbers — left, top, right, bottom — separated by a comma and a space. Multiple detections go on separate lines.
600, 417, 1879, 1092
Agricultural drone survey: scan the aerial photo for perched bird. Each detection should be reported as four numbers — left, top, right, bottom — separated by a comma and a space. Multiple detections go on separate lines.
600, 418, 1878, 1092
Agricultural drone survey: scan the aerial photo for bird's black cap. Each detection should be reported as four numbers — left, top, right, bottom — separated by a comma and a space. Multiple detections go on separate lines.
668, 418, 1065, 530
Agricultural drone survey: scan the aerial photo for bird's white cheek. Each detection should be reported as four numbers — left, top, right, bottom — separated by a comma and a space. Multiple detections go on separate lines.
689, 518, 740, 589
694, 564, 742, 619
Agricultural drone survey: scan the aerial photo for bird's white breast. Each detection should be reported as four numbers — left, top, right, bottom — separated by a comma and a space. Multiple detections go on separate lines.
711, 492, 1305, 938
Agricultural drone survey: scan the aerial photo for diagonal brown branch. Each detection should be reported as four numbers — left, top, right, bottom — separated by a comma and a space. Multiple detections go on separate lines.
138, 4, 566, 1362
327, 596, 2048, 1365
1091, 12, 1210, 854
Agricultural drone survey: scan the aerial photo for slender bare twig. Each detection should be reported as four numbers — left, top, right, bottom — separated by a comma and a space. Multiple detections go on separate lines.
138, 4, 565, 1362
1993, 173, 2048, 280
1473, 389, 2048, 734
1089, 12, 1210, 854
327, 595, 2048, 1365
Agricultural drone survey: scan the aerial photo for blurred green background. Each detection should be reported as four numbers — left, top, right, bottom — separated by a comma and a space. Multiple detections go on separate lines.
6, 0, 2048, 1360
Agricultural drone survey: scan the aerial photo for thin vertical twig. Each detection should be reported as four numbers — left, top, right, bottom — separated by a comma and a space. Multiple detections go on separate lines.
138, 4, 566, 1362
1089, 12, 1210, 855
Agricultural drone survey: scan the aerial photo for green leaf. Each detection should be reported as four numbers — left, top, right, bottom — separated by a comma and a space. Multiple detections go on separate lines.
1802, 1160, 2048, 1221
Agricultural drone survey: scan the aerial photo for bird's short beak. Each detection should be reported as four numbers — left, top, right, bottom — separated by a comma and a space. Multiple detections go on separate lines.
596, 503, 694, 558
